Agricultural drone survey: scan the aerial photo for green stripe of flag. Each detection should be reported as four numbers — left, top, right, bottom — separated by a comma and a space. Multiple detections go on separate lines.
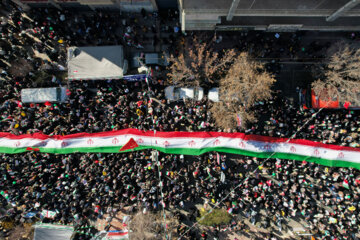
0, 145, 358, 170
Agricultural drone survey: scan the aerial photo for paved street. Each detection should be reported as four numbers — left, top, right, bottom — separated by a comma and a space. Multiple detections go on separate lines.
1, 1, 360, 240
208, 30, 355, 102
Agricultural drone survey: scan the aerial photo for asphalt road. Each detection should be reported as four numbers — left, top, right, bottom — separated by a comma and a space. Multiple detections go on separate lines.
209, 30, 355, 102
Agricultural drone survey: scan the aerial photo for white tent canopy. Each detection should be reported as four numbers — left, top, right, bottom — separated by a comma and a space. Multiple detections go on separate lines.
33, 224, 74, 240
67, 46, 128, 80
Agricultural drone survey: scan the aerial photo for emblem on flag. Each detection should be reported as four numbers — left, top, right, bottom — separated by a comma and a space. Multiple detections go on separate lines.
112, 137, 119, 145
188, 140, 196, 147
290, 146, 296, 153
87, 139, 94, 145
136, 138, 144, 144
213, 139, 221, 146
313, 148, 320, 156
263, 144, 272, 151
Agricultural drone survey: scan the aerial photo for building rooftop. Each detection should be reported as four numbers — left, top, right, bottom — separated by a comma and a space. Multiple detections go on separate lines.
219, 16, 360, 27
183, 0, 360, 10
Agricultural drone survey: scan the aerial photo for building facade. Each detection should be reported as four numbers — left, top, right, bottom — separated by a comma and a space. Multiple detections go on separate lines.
179, 0, 360, 31
16, 0, 158, 11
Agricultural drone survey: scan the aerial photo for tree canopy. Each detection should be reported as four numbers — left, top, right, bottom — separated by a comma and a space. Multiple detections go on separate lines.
210, 52, 276, 129
312, 42, 360, 106
167, 37, 236, 87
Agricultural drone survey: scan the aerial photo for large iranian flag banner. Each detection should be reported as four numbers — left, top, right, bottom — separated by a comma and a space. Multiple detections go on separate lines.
0, 129, 359, 169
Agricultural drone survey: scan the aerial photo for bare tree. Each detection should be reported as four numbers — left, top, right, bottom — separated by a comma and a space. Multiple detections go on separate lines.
8, 58, 33, 78
312, 42, 360, 106
128, 211, 178, 240
167, 37, 237, 87
210, 52, 276, 129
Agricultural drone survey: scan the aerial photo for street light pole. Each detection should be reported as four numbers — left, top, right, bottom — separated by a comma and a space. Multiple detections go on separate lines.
326, 0, 360, 21
226, 0, 241, 21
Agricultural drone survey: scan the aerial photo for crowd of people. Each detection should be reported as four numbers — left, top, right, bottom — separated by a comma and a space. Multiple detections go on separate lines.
0, 1, 360, 240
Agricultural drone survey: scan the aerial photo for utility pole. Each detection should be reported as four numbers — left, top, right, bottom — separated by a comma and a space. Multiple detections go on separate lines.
178, 0, 186, 33
181, 10, 186, 33
152, 150, 169, 240
151, 150, 158, 162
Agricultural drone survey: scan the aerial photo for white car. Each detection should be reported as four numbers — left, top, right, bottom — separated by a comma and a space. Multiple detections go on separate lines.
165, 86, 204, 101
21, 87, 69, 103
208, 88, 219, 102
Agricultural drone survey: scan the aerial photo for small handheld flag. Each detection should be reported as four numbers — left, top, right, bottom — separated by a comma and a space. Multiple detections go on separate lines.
343, 179, 350, 189
236, 114, 242, 127
344, 101, 351, 109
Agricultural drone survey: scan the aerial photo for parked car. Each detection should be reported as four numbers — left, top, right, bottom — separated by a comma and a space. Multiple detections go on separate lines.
130, 52, 169, 69
21, 87, 68, 103
208, 88, 219, 102
165, 86, 222, 102
165, 86, 204, 101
